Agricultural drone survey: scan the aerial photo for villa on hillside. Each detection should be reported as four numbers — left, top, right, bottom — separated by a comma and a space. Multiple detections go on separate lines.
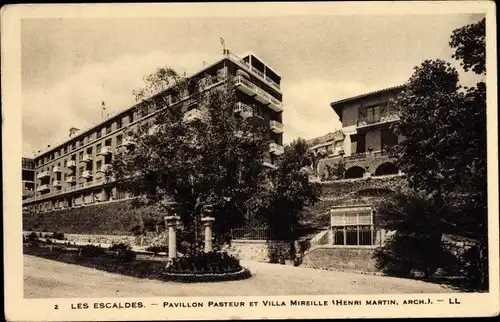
300, 86, 408, 272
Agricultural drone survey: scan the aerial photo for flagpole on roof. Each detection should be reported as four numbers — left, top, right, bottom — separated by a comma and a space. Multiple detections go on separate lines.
101, 100, 106, 119
220, 37, 225, 55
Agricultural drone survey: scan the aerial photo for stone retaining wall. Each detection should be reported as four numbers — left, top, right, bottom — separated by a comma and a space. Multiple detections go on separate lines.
228, 240, 293, 263
23, 231, 169, 248
301, 246, 378, 273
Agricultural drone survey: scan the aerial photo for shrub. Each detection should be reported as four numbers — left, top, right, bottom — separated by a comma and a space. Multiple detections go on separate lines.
108, 243, 136, 263
27, 232, 38, 241
374, 233, 450, 277
51, 232, 65, 240
109, 243, 132, 252
165, 251, 242, 274
80, 244, 106, 258
145, 245, 168, 254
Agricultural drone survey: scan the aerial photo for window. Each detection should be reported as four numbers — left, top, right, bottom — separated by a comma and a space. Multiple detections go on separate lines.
96, 160, 102, 172
129, 113, 134, 124
366, 105, 381, 124
96, 144, 102, 154
350, 133, 366, 154
381, 129, 399, 150
252, 104, 264, 118
117, 118, 122, 129
97, 129, 102, 139
106, 124, 112, 134
116, 135, 123, 146
105, 139, 112, 147
331, 209, 375, 246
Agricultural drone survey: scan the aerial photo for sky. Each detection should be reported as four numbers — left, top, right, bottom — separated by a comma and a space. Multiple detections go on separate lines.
21, 13, 485, 157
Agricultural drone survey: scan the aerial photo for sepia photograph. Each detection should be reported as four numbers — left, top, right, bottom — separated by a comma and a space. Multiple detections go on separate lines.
2, 1, 498, 320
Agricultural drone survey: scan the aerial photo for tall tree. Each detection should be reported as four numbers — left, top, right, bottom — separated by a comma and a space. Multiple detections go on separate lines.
450, 18, 486, 75
263, 139, 321, 240
378, 18, 487, 287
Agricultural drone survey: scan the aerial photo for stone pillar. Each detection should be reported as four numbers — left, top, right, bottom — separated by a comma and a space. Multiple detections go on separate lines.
165, 215, 180, 259
201, 217, 215, 253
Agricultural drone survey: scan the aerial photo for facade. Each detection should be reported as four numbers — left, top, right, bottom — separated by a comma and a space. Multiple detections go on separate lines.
23, 50, 284, 213
315, 86, 406, 247
22, 157, 35, 200
318, 85, 405, 180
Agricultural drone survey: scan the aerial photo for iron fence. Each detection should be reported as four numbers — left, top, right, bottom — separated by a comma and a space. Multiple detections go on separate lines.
230, 227, 274, 241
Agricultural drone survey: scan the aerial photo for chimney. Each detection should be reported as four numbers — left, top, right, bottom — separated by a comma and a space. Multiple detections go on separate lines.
69, 127, 80, 138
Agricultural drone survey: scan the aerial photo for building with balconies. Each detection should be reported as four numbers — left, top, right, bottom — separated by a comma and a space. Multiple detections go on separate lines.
23, 50, 284, 214
22, 157, 35, 200
303, 86, 407, 257
318, 85, 405, 180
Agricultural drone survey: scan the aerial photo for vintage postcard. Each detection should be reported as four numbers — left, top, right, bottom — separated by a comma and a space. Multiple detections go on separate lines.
2, 1, 498, 320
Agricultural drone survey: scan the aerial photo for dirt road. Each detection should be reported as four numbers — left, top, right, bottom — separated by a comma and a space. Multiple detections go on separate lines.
24, 255, 454, 298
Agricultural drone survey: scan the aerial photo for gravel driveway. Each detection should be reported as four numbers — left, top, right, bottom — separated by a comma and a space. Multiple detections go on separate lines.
24, 255, 454, 298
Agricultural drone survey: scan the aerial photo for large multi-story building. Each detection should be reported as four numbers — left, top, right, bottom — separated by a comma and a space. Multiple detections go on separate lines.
22, 157, 35, 200
318, 85, 405, 179
23, 50, 284, 213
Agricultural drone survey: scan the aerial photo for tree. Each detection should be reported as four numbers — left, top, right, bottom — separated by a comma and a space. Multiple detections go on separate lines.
450, 18, 486, 75
263, 139, 321, 240
377, 18, 487, 288
111, 68, 272, 241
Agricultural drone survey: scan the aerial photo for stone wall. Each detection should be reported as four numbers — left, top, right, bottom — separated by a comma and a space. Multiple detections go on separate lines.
23, 231, 168, 248
228, 240, 293, 262
23, 199, 160, 235
301, 246, 378, 273
320, 175, 408, 198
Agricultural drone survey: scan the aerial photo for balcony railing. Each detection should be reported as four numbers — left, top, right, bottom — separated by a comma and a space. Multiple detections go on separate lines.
97, 164, 112, 173
81, 154, 93, 163
225, 50, 281, 90
36, 184, 50, 192
36, 171, 50, 179
234, 102, 253, 118
184, 108, 204, 122
357, 112, 400, 128
98, 146, 112, 156
234, 76, 283, 113
67, 160, 77, 168
122, 136, 135, 146
52, 180, 62, 187
341, 150, 393, 162
81, 170, 93, 179
65, 176, 76, 183
269, 120, 284, 134
269, 142, 284, 156
52, 166, 62, 172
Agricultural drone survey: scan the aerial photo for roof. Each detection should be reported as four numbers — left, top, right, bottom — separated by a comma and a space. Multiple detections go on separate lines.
330, 85, 405, 118
306, 130, 344, 147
